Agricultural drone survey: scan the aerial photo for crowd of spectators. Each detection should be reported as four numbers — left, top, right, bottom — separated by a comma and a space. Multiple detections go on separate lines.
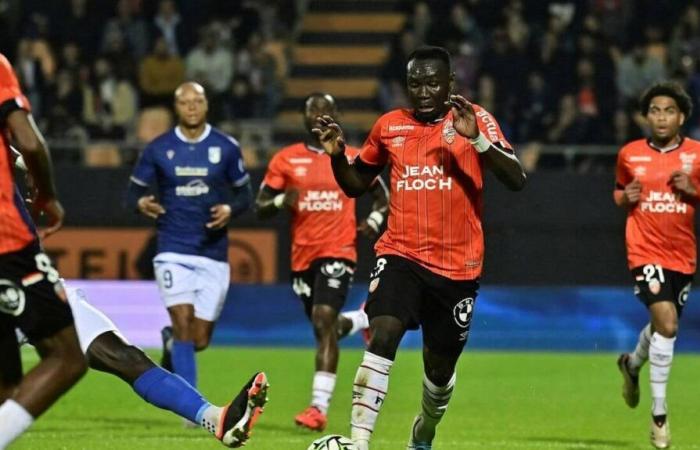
4, 0, 700, 170
382, 0, 700, 169
2, 0, 296, 163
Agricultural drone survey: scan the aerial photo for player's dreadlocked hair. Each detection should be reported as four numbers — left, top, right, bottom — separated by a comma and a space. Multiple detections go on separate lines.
407, 46, 452, 72
640, 81, 693, 118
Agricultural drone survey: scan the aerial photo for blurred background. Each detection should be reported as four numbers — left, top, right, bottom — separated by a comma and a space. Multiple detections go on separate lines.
3, 0, 700, 350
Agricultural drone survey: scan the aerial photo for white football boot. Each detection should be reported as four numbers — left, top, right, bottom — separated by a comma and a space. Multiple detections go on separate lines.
650, 416, 671, 449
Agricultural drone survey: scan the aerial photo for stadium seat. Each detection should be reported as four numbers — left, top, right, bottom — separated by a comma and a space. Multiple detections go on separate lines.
136, 107, 173, 144
83, 142, 122, 167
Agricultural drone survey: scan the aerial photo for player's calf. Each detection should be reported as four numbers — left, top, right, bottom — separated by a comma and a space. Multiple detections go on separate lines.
15, 326, 87, 417
86, 332, 156, 384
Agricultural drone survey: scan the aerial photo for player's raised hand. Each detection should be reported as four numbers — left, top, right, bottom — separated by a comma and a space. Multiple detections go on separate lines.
206, 204, 232, 229
624, 178, 643, 204
447, 95, 479, 139
32, 197, 64, 239
137, 195, 166, 219
668, 170, 697, 197
311, 115, 346, 156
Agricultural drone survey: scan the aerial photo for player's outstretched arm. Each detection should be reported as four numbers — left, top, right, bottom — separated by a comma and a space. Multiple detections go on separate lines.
313, 115, 377, 197
255, 184, 298, 220
448, 95, 526, 191
358, 178, 389, 239
7, 109, 64, 238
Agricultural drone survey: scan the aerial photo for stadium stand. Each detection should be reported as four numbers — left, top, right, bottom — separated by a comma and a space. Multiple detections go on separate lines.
4, 0, 700, 170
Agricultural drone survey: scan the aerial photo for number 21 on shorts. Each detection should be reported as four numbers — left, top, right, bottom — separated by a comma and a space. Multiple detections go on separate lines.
643, 264, 665, 283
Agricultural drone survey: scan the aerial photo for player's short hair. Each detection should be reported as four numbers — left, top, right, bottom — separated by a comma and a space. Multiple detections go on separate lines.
407, 46, 452, 72
640, 81, 692, 118
302, 92, 335, 112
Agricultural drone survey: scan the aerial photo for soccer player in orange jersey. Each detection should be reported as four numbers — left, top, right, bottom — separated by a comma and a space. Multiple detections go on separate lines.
614, 82, 700, 449
256, 93, 388, 431
312, 46, 525, 450
0, 53, 87, 448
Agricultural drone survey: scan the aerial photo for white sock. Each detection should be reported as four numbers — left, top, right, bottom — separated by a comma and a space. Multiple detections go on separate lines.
628, 323, 652, 375
198, 404, 223, 435
649, 332, 675, 417
414, 372, 456, 443
340, 309, 369, 336
311, 371, 336, 415
0, 400, 35, 449
351, 351, 393, 446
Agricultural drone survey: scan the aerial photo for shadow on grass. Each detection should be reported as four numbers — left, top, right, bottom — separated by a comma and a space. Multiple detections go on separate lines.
524, 436, 633, 448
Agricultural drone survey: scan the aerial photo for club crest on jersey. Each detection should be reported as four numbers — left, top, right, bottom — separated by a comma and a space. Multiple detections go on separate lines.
648, 279, 661, 295
442, 119, 456, 144
680, 152, 696, 173
0, 280, 26, 316
166, 149, 175, 160
208, 146, 221, 164
453, 297, 475, 329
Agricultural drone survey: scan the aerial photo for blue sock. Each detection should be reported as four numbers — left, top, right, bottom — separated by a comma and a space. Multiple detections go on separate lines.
172, 340, 197, 388
132, 366, 210, 423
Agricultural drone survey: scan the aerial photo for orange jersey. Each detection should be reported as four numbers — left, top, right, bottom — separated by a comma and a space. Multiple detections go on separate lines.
359, 106, 512, 280
615, 138, 700, 274
0, 53, 35, 254
262, 143, 359, 271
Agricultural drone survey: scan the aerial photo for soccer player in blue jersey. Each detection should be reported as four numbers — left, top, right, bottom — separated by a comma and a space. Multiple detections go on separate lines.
126, 82, 253, 414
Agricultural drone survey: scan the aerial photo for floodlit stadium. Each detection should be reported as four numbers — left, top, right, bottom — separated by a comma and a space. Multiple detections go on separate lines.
2, 1, 700, 449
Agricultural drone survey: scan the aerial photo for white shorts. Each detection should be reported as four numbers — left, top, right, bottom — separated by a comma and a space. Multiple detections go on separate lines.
66, 287, 127, 354
153, 252, 230, 322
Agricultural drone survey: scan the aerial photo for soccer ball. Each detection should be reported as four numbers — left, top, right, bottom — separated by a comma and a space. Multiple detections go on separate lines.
306, 434, 355, 450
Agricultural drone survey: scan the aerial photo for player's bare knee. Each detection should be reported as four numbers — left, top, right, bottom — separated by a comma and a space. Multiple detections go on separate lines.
63, 352, 88, 381
424, 367, 454, 387
655, 321, 678, 338
171, 320, 194, 340
368, 329, 401, 360
312, 306, 337, 327
312, 315, 336, 337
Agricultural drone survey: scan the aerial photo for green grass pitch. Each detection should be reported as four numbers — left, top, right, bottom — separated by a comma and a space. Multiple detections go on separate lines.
10, 348, 700, 449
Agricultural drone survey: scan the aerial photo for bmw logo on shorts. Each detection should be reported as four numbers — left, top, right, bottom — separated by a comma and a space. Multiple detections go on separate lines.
0, 279, 26, 316
453, 297, 475, 329
678, 282, 692, 307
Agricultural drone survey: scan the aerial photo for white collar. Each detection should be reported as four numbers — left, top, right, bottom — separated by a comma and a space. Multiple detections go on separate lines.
306, 144, 324, 154
175, 123, 211, 144
648, 137, 682, 153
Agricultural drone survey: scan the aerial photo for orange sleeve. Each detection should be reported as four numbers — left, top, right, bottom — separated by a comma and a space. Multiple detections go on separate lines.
615, 149, 630, 189
358, 118, 388, 166
475, 107, 512, 150
0, 53, 30, 111
262, 151, 287, 191
613, 149, 630, 205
